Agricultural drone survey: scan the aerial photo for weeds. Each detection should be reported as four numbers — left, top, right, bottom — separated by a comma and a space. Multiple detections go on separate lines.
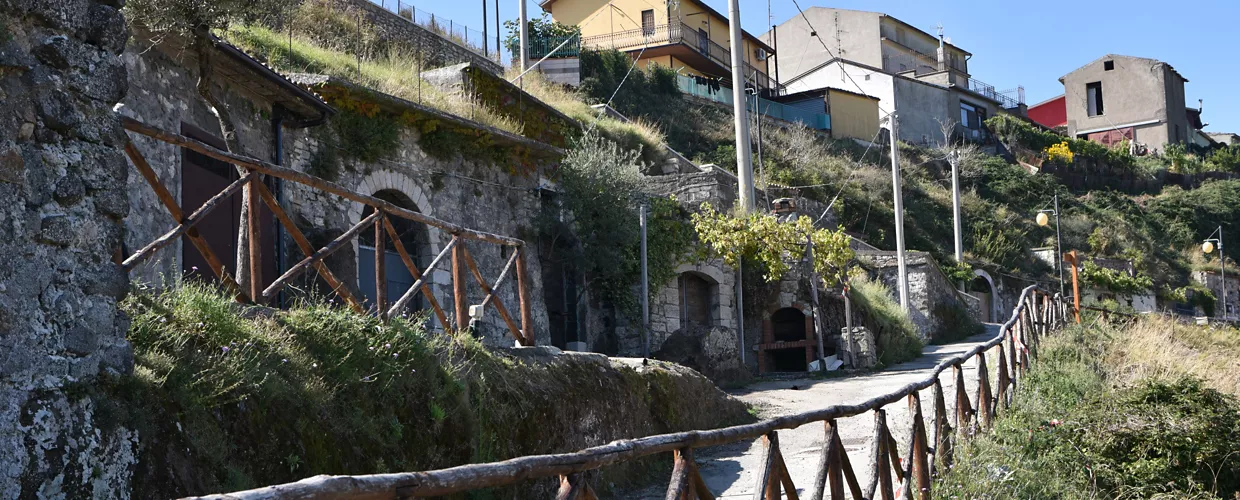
848, 273, 923, 366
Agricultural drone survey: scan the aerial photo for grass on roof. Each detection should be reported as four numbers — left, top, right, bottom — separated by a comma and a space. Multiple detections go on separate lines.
224, 24, 523, 135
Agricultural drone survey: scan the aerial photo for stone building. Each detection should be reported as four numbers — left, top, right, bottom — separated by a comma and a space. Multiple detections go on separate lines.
118, 28, 564, 347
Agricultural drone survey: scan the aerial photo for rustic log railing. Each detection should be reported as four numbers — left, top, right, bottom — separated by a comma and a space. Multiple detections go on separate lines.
187, 285, 1062, 500
119, 116, 535, 345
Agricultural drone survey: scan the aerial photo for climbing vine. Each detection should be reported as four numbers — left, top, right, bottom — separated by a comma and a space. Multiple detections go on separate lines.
691, 203, 854, 285
1080, 261, 1153, 295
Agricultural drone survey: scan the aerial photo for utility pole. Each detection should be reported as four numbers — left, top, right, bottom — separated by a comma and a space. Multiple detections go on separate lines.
518, 0, 529, 72
807, 238, 826, 371
727, 0, 755, 212
482, 0, 488, 57
640, 204, 650, 358
950, 149, 963, 264
495, 0, 500, 63
1054, 193, 1065, 298
888, 114, 910, 311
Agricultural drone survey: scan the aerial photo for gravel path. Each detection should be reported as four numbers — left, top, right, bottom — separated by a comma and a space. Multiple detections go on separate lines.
630, 325, 1001, 499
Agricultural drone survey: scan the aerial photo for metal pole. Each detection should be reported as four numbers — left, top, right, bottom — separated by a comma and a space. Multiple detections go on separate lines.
844, 287, 855, 367
727, 0, 755, 212
518, 0, 529, 72
1220, 226, 1227, 319
736, 262, 745, 364
495, 0, 500, 63
950, 150, 963, 264
888, 114, 910, 311
753, 90, 766, 210
482, 0, 488, 57
1054, 193, 1065, 298
808, 238, 826, 371
640, 204, 650, 358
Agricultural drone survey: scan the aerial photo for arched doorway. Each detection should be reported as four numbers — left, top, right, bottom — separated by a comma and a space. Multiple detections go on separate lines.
678, 272, 717, 329
969, 274, 994, 323
769, 307, 809, 372
359, 190, 430, 313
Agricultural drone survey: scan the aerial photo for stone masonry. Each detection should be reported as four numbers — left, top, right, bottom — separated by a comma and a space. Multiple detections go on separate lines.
0, 0, 139, 495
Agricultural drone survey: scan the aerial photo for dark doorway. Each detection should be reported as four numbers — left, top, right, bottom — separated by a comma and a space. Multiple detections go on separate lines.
771, 307, 807, 342
678, 272, 714, 329
768, 348, 808, 372
969, 276, 993, 323
359, 190, 428, 313
179, 123, 276, 291
538, 193, 580, 349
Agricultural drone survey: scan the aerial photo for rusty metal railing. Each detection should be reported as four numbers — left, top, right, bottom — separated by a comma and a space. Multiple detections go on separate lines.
188, 285, 1062, 499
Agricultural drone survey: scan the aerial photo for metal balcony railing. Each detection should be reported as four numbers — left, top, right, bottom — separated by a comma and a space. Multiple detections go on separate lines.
967, 77, 1022, 109
528, 34, 580, 60
580, 22, 772, 89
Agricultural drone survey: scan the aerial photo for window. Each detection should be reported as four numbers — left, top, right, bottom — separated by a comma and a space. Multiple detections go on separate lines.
1086, 82, 1104, 117
1104, 60, 1114, 71
960, 101, 983, 129
697, 28, 708, 53
641, 9, 655, 36
678, 273, 715, 328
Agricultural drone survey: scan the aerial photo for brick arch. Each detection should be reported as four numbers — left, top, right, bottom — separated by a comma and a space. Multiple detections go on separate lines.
673, 263, 727, 285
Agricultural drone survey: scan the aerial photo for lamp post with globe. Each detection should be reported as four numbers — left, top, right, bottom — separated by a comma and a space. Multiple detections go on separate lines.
1037, 193, 1065, 298
1203, 226, 1226, 319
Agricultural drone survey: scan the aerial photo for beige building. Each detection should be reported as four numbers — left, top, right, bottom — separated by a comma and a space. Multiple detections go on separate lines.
773, 87, 881, 141
1060, 55, 1192, 150
539, 0, 776, 90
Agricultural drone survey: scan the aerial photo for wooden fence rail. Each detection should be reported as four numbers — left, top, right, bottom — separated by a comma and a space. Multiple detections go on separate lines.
186, 285, 1062, 500
119, 116, 534, 345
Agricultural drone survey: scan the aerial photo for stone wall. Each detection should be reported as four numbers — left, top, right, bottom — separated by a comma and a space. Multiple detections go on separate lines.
119, 45, 555, 348
857, 250, 975, 340
335, 0, 503, 75
0, 0, 139, 495
1040, 159, 1239, 195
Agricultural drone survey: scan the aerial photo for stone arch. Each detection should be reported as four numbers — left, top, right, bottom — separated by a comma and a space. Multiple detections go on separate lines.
970, 269, 999, 323
349, 170, 443, 318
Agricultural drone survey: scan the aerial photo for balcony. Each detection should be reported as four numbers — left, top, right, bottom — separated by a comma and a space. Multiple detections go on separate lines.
965, 78, 1022, 109
580, 23, 772, 90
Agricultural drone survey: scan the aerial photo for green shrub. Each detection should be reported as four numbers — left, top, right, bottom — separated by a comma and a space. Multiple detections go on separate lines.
930, 301, 984, 344
849, 274, 922, 366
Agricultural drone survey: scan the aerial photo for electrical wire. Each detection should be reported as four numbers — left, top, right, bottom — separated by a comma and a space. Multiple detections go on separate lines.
787, 0, 891, 117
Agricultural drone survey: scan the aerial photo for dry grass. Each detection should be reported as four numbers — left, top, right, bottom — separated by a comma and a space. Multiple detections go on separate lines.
505, 68, 667, 152
1108, 316, 1240, 396
224, 25, 523, 135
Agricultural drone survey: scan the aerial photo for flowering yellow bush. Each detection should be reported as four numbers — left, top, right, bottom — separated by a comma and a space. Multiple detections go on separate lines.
1045, 141, 1075, 164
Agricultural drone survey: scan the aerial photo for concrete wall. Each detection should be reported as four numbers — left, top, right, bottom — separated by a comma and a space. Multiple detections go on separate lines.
1193, 270, 1239, 317
0, 0, 140, 494
876, 17, 968, 75
858, 251, 973, 340
764, 8, 883, 81
892, 76, 951, 146
1063, 55, 1188, 149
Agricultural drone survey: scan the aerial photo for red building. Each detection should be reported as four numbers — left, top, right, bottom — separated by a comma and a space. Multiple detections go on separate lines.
1027, 94, 1066, 129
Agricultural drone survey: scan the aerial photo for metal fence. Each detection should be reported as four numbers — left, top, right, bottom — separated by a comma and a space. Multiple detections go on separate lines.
366, 0, 499, 63
678, 75, 830, 131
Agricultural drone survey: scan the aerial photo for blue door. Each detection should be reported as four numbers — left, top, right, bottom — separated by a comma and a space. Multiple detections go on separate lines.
359, 245, 418, 311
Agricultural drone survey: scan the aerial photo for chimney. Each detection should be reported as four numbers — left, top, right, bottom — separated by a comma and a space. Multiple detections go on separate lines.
936, 24, 947, 71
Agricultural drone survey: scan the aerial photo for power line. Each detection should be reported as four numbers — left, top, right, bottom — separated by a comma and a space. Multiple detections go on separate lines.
787, 0, 891, 117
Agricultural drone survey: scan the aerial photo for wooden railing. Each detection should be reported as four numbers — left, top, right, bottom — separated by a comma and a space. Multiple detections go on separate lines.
188, 285, 1062, 499
119, 116, 535, 345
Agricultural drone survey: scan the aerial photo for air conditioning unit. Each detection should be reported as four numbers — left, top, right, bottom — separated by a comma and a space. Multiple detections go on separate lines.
755, 48, 768, 61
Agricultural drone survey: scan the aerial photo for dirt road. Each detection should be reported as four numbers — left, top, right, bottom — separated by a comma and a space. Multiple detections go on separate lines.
632, 325, 999, 499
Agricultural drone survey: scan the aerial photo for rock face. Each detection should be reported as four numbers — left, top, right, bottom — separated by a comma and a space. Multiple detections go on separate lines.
653, 325, 749, 385
0, 0, 138, 496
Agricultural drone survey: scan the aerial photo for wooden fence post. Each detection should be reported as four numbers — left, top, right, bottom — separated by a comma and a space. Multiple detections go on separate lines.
516, 246, 535, 345
374, 214, 386, 320
247, 173, 262, 302
932, 379, 952, 475
976, 352, 993, 430
953, 363, 972, 438
908, 392, 931, 500
452, 240, 469, 330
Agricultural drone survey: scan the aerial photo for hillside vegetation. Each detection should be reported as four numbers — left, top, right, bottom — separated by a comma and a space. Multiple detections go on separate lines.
108, 283, 753, 497
568, 53, 1240, 300
938, 318, 1240, 498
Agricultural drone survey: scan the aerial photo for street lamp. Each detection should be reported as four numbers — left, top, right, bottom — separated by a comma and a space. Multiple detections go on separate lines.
1037, 193, 1065, 298
1203, 226, 1226, 319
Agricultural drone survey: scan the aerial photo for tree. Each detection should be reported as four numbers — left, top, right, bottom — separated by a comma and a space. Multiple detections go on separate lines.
126, 0, 290, 292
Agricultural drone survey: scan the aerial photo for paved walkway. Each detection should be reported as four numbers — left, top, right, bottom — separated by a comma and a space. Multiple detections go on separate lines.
632, 325, 1000, 499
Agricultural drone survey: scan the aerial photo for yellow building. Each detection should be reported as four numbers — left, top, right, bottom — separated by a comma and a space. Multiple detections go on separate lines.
539, 0, 776, 90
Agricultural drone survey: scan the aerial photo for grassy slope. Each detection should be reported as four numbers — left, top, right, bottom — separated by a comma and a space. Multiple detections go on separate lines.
937, 319, 1240, 498
111, 283, 754, 497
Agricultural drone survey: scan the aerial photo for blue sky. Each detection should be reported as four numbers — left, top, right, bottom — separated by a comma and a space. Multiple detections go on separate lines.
423, 0, 1240, 133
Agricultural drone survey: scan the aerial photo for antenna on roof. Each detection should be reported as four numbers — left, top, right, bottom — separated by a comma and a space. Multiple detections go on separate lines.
936, 23, 945, 48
